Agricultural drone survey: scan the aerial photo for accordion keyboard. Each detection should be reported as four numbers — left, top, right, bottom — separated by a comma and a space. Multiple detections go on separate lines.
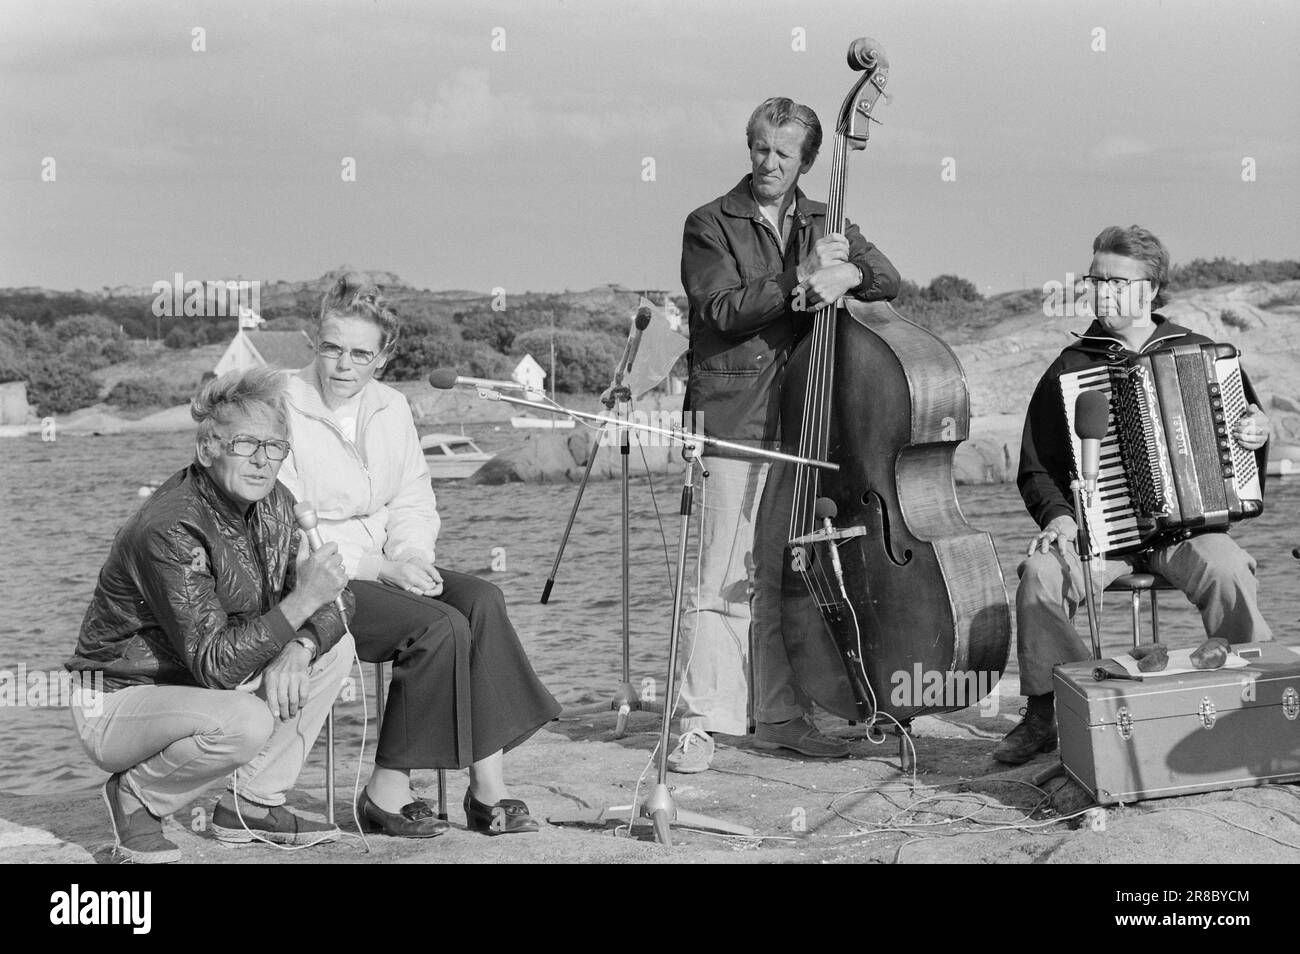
1060, 364, 1143, 556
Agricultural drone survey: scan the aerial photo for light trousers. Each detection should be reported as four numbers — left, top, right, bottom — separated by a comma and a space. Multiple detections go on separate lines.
677, 456, 806, 735
1016, 534, 1272, 696
71, 634, 353, 818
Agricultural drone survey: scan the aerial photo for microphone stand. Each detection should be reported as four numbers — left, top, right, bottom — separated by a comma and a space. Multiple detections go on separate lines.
1071, 477, 1104, 661
475, 388, 836, 844
1034, 399, 1112, 788
543, 343, 662, 735
1033, 477, 1104, 791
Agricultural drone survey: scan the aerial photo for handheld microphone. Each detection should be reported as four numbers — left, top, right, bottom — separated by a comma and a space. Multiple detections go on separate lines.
1074, 391, 1109, 504
292, 501, 347, 616
815, 497, 849, 600
428, 368, 538, 394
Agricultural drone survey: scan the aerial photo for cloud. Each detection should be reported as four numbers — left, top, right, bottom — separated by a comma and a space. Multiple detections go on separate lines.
364, 67, 739, 156
1088, 136, 1156, 163
392, 69, 540, 156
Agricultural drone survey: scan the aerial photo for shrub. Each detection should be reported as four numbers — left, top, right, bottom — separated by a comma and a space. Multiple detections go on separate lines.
106, 377, 193, 410
24, 356, 102, 414
62, 335, 114, 371
1219, 309, 1250, 331
163, 324, 195, 349
52, 313, 122, 344
925, 274, 983, 302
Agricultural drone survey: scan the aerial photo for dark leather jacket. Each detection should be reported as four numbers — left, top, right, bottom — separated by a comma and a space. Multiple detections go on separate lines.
67, 464, 352, 691
681, 175, 900, 448
1018, 317, 1267, 529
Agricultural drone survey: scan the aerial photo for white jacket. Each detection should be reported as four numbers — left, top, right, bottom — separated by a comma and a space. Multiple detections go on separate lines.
278, 368, 440, 579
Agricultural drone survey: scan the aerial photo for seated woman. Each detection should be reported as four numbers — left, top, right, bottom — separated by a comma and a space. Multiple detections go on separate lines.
278, 278, 561, 838
66, 368, 355, 863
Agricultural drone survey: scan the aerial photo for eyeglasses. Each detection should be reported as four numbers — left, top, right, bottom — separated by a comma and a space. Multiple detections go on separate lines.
218, 435, 292, 461
315, 341, 381, 366
1081, 275, 1150, 293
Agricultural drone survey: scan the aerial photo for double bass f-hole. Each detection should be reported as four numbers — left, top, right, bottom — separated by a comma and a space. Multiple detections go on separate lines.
861, 490, 912, 568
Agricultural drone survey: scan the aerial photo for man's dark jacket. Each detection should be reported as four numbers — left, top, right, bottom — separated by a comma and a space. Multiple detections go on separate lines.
67, 464, 352, 691
1018, 316, 1268, 530
681, 175, 900, 449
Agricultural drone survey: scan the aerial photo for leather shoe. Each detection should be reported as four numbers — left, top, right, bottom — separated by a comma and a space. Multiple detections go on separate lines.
355, 788, 449, 838
992, 709, 1058, 765
753, 717, 849, 758
464, 790, 539, 835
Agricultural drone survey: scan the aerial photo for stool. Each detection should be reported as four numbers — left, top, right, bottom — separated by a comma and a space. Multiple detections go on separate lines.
325, 662, 448, 825
1104, 572, 1176, 648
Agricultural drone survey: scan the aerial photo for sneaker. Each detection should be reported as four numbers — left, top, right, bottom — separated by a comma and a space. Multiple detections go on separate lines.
992, 708, 1058, 765
753, 717, 850, 758
667, 728, 715, 774
211, 799, 340, 846
102, 773, 181, 864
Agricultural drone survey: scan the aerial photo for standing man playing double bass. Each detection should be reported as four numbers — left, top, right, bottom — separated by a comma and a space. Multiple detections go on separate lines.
672, 97, 900, 773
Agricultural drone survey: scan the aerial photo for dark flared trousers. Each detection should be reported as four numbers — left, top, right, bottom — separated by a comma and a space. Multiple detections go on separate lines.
348, 571, 560, 770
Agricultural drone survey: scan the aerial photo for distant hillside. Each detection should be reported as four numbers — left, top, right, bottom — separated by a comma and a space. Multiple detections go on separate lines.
4, 266, 1299, 465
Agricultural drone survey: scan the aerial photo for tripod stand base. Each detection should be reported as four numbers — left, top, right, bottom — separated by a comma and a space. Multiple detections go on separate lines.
612, 784, 756, 845
560, 683, 665, 738
548, 784, 755, 845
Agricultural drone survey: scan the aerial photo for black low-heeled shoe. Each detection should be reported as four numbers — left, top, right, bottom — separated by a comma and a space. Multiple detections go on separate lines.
464, 790, 540, 835
356, 789, 450, 838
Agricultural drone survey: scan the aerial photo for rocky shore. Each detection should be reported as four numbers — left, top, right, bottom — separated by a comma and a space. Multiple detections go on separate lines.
4, 668, 1298, 864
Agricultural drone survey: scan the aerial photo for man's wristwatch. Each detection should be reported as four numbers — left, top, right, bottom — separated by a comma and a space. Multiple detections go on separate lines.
291, 636, 316, 659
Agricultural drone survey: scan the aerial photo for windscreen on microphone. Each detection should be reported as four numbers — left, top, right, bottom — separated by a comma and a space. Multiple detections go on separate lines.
428, 368, 459, 390
814, 497, 838, 521
292, 501, 320, 532
1075, 390, 1110, 441
634, 307, 651, 331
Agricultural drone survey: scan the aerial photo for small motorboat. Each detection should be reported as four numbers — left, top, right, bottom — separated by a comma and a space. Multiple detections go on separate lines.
510, 414, 574, 430
420, 432, 494, 480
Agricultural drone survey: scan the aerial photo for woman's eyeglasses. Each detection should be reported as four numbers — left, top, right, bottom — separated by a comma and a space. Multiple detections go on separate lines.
315, 341, 380, 366
219, 435, 292, 461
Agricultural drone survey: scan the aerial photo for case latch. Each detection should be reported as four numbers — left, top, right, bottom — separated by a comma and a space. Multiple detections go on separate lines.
1283, 687, 1299, 721
1117, 706, 1134, 741
1198, 696, 1217, 730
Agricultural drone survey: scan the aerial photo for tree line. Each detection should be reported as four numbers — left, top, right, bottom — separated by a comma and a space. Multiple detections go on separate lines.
2, 259, 1296, 415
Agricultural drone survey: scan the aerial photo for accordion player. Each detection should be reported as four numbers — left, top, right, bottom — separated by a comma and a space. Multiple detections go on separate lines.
1060, 341, 1265, 558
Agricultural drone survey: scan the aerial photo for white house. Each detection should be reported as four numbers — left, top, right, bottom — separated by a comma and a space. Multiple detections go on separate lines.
213, 325, 315, 377
512, 354, 547, 393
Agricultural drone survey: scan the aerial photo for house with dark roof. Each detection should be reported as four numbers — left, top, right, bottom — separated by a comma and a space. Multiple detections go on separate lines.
213, 327, 315, 376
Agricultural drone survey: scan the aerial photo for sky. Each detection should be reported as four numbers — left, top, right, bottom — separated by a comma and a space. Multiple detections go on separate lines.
2, 0, 1297, 297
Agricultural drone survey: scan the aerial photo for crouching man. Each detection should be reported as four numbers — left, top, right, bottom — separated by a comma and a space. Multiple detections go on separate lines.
65, 368, 354, 862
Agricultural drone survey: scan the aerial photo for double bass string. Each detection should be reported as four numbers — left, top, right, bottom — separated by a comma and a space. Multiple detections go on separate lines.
792, 128, 850, 613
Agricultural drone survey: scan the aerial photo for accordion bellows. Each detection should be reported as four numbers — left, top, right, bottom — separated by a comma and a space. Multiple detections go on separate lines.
1061, 342, 1263, 558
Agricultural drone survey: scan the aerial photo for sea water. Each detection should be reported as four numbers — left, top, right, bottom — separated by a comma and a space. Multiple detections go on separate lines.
1, 427, 1297, 795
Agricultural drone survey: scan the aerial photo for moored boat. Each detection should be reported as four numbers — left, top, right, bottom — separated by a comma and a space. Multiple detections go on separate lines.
510, 415, 574, 430
420, 432, 494, 480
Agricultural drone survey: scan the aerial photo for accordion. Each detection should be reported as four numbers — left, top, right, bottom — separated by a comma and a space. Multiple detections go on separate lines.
1060, 342, 1263, 557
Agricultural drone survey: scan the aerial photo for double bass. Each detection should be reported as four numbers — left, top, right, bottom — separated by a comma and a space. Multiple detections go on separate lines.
768, 38, 1011, 740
